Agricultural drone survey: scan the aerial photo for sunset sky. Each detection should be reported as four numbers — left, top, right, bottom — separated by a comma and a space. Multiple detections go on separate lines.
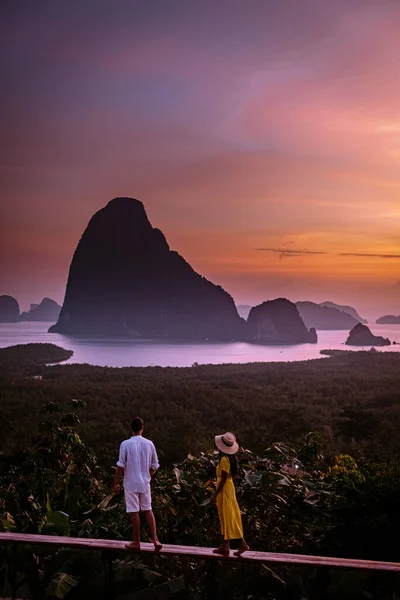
2, 0, 400, 319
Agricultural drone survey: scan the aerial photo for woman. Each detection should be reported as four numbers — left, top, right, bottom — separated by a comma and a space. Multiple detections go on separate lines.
211, 432, 249, 555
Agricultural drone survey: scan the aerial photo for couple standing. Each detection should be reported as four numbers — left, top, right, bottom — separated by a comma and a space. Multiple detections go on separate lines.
113, 418, 249, 555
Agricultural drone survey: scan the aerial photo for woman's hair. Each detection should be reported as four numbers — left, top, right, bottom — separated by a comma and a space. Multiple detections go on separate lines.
220, 451, 238, 478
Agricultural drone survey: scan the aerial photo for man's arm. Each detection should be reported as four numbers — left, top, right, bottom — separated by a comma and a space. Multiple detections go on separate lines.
114, 443, 126, 493
113, 465, 124, 493
149, 443, 160, 478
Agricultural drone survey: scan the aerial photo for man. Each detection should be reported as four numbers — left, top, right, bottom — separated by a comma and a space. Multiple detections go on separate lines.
113, 416, 162, 550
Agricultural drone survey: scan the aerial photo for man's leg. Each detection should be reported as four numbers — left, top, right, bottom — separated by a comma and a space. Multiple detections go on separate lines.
131, 512, 141, 543
125, 492, 141, 549
141, 488, 162, 549
125, 512, 141, 549
144, 510, 162, 549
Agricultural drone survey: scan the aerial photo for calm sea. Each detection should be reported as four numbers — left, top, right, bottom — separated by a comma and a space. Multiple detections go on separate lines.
1, 321, 400, 368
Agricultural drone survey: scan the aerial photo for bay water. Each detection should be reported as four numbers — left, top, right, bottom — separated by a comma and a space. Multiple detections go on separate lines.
1, 322, 400, 368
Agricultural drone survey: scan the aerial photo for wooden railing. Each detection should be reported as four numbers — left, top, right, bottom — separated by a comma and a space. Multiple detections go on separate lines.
2, 532, 400, 570
2, 531, 400, 599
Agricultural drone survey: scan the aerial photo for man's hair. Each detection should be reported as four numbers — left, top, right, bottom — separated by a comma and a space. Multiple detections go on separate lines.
131, 417, 144, 433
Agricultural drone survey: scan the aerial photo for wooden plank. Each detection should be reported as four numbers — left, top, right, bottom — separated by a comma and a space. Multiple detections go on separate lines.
1, 532, 400, 572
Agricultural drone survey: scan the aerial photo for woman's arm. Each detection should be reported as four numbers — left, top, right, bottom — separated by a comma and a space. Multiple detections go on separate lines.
211, 470, 228, 502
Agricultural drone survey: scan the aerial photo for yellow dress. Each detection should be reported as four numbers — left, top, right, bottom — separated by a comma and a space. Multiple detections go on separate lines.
216, 456, 244, 540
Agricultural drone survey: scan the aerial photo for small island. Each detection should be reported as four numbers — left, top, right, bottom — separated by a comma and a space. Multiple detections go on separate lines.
345, 323, 391, 346
0, 295, 20, 322
247, 298, 317, 344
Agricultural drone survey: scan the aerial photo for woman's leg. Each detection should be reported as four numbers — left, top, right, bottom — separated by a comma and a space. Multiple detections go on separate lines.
234, 538, 249, 556
213, 538, 230, 554
214, 497, 230, 553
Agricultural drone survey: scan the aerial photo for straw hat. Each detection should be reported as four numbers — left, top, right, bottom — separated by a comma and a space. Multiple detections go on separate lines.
215, 432, 239, 455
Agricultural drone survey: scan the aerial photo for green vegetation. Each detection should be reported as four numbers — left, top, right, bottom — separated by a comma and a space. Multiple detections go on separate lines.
2, 344, 400, 465
2, 343, 400, 598
0, 343, 73, 376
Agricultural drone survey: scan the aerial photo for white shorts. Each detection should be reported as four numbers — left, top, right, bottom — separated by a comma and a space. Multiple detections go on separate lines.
125, 488, 152, 513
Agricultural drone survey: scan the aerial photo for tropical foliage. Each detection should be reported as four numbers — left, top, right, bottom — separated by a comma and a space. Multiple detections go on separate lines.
1, 401, 400, 598
2, 344, 400, 598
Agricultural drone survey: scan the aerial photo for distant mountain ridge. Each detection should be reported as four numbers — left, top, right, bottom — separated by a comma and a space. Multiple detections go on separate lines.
20, 298, 61, 322
376, 315, 400, 324
296, 301, 360, 330
320, 301, 367, 324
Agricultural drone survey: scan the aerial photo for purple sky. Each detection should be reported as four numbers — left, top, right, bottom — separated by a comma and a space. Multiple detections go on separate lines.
2, 0, 400, 318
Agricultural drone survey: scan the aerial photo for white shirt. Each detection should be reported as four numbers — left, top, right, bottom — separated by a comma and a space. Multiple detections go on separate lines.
117, 435, 159, 492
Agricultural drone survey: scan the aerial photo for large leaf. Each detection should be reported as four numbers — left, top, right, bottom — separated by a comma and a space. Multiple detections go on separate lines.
304, 497, 320, 505
199, 498, 211, 506
68, 398, 86, 409
64, 484, 81, 518
1, 512, 15, 531
262, 564, 286, 585
61, 413, 81, 427
278, 477, 291, 486
66, 463, 79, 476
97, 493, 114, 511
304, 490, 320, 505
46, 572, 80, 599
244, 470, 262, 487
173, 467, 181, 483
112, 556, 162, 584
271, 493, 288, 505
5, 491, 18, 515
41, 401, 62, 414
45, 510, 70, 535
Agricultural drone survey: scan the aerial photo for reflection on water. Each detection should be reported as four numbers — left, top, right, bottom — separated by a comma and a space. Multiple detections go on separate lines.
1, 321, 400, 368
